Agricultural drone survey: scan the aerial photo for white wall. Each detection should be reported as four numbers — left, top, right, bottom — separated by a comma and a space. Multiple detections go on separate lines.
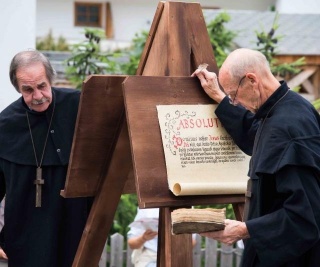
0, 0, 36, 111
37, 0, 78, 41
36, 0, 276, 47
36, 0, 164, 44
276, 0, 320, 13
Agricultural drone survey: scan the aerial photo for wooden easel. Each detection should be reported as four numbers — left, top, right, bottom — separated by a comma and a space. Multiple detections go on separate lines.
61, 2, 245, 267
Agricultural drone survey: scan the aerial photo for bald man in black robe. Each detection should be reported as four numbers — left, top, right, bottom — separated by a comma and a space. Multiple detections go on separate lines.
193, 48, 320, 267
0, 50, 92, 267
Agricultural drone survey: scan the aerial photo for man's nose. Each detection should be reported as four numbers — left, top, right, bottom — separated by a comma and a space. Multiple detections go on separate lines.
33, 89, 42, 99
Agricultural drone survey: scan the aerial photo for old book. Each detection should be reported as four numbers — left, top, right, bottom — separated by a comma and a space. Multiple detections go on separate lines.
171, 208, 226, 234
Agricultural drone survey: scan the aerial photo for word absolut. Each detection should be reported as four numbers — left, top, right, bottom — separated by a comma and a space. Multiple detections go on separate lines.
177, 117, 222, 130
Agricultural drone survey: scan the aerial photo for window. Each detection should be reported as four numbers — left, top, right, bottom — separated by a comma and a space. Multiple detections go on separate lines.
74, 2, 102, 27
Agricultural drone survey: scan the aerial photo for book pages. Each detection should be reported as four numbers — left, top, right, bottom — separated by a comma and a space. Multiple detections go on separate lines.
171, 208, 226, 234
156, 104, 250, 196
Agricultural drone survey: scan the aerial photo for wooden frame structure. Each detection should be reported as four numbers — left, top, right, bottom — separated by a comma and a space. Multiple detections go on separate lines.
276, 55, 320, 101
61, 2, 245, 266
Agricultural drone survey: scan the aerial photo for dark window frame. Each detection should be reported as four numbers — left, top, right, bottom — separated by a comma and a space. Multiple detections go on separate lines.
74, 2, 102, 27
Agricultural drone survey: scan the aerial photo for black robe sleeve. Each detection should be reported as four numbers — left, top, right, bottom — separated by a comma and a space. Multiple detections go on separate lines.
215, 97, 259, 155
0, 169, 4, 248
0, 169, 4, 202
246, 165, 320, 266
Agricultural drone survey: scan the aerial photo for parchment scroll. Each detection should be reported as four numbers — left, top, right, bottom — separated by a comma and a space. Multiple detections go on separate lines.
156, 104, 250, 196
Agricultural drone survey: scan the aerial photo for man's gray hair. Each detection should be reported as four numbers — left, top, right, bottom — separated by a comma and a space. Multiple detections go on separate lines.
9, 50, 56, 92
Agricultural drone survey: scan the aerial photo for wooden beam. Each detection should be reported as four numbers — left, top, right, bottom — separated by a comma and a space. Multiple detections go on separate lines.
287, 67, 317, 89
275, 55, 320, 65
302, 79, 314, 95
312, 67, 320, 99
72, 119, 132, 267
105, 2, 114, 38
158, 208, 193, 267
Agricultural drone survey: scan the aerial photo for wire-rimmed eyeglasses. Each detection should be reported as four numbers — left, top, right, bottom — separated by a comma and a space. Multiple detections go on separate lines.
228, 75, 246, 105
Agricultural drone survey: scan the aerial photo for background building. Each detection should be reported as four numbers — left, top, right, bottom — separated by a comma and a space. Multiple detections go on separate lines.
1, 0, 320, 111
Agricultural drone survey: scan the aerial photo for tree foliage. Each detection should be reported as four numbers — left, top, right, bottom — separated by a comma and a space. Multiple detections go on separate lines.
206, 12, 237, 68
114, 30, 149, 75
64, 28, 120, 89
254, 12, 305, 79
111, 194, 138, 238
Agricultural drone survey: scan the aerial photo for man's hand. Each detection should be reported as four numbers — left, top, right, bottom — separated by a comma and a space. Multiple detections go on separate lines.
200, 219, 250, 246
142, 229, 158, 242
191, 69, 226, 103
0, 248, 7, 260
128, 229, 158, 249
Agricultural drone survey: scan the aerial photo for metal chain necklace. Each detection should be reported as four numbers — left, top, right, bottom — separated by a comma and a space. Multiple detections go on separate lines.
26, 101, 55, 207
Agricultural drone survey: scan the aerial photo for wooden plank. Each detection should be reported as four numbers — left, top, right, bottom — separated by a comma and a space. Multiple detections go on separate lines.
287, 67, 317, 89
72, 117, 133, 267
138, 2, 170, 76
157, 207, 193, 267
312, 67, 320, 99
276, 55, 320, 65
136, 1, 165, 75
205, 238, 218, 267
220, 243, 233, 267
64, 75, 134, 267
123, 75, 245, 208
110, 233, 124, 267
302, 79, 314, 95
166, 2, 192, 75
137, 2, 218, 76
235, 243, 244, 267
186, 3, 218, 73
61, 75, 130, 197
233, 203, 244, 222
193, 234, 202, 267
105, 2, 114, 38
126, 245, 134, 267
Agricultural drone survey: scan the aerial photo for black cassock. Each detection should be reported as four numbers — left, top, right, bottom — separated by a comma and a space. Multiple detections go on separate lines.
0, 88, 92, 267
216, 81, 320, 267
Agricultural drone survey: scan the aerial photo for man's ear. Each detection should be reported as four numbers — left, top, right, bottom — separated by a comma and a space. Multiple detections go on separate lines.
246, 73, 257, 84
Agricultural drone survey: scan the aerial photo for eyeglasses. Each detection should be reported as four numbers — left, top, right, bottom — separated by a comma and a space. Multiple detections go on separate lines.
228, 75, 246, 105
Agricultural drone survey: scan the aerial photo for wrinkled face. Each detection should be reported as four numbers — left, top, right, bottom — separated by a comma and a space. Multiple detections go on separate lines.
219, 72, 260, 114
16, 62, 52, 112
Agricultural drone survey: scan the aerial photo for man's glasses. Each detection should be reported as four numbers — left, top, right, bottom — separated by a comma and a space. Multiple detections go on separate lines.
228, 75, 246, 105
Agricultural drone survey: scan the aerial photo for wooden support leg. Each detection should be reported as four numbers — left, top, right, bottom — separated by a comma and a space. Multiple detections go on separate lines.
72, 120, 132, 267
232, 203, 244, 222
157, 207, 193, 267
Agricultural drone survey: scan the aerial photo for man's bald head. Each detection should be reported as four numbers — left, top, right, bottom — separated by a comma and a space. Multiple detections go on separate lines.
220, 48, 271, 84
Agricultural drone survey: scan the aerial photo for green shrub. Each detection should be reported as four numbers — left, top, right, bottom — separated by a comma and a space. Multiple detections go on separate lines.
254, 12, 305, 79
64, 28, 120, 89
36, 29, 70, 51
206, 12, 237, 68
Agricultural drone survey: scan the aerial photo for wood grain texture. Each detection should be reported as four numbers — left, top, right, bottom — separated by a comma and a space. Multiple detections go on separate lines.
123, 75, 245, 209
64, 2, 245, 266
61, 75, 130, 197
137, 2, 218, 76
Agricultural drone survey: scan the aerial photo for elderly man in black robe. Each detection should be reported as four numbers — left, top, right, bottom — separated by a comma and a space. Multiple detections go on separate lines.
193, 48, 320, 267
0, 50, 92, 267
